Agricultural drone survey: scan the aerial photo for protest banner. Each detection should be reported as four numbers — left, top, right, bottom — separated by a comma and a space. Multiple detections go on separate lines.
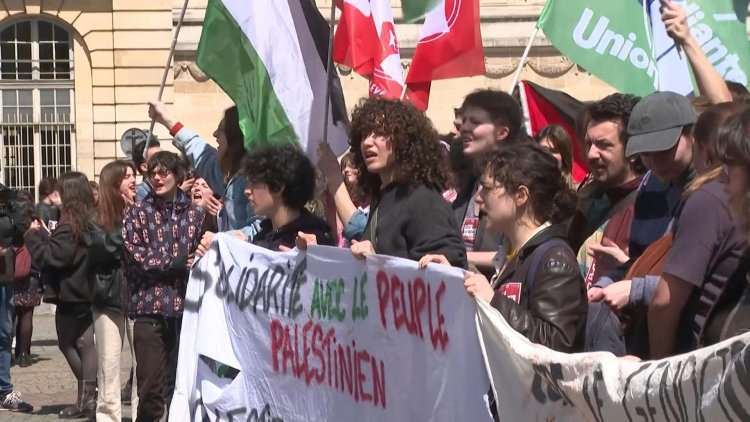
475, 299, 750, 421
169, 234, 492, 422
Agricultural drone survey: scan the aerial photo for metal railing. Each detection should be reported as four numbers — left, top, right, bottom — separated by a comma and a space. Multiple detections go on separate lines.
0, 112, 73, 199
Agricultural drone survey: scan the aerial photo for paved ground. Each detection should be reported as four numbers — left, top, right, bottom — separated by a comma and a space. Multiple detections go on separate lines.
4, 311, 134, 421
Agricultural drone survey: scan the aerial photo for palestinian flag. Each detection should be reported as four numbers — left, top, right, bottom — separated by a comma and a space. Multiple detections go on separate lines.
196, 0, 349, 159
518, 80, 588, 184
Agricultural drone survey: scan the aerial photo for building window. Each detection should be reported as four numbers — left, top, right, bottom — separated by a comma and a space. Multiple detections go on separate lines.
0, 19, 74, 200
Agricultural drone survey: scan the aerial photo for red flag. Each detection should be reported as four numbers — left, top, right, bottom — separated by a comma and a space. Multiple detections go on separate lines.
404, 0, 485, 110
333, 1, 405, 100
519, 81, 589, 184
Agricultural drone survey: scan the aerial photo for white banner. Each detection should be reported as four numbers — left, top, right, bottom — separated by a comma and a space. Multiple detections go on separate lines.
476, 299, 750, 422
170, 234, 492, 422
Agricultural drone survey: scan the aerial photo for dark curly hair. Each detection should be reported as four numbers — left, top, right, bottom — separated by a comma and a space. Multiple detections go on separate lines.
483, 142, 577, 225
349, 98, 449, 197
587, 93, 645, 174
147, 151, 187, 186
243, 144, 315, 210
588, 93, 640, 147
461, 89, 523, 141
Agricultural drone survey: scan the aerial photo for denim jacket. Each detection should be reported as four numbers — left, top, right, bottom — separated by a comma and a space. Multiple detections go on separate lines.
171, 126, 260, 237
342, 208, 369, 242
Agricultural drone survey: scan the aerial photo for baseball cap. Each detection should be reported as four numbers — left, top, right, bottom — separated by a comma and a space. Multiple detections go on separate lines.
626, 92, 696, 157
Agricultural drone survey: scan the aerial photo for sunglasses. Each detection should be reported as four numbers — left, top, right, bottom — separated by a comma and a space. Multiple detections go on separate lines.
147, 169, 172, 180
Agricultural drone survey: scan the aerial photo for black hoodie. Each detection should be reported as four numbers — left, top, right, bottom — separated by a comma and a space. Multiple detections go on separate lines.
253, 209, 334, 251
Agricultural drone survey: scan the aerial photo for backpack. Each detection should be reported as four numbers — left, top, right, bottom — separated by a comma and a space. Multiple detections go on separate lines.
0, 188, 33, 285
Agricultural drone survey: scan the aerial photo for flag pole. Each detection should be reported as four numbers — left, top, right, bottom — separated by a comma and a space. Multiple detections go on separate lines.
144, 0, 191, 159
506, 26, 539, 95
399, 83, 408, 101
322, 1, 338, 144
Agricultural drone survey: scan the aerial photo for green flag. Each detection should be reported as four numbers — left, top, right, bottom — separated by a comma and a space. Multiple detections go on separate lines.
537, 0, 750, 96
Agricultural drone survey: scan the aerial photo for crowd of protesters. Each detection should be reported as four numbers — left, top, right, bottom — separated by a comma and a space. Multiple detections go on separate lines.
0, 2, 748, 421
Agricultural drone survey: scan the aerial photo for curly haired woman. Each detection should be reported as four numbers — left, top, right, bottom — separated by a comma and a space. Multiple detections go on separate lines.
345, 98, 466, 267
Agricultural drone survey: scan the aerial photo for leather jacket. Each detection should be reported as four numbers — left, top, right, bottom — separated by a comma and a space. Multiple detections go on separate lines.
87, 220, 127, 314
489, 225, 587, 353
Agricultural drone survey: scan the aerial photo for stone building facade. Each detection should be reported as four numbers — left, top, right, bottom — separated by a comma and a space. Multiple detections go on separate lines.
0, 0, 617, 199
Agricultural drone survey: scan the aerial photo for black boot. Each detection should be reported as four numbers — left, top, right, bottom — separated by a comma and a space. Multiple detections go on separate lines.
18, 353, 32, 368
81, 380, 97, 420
58, 380, 85, 419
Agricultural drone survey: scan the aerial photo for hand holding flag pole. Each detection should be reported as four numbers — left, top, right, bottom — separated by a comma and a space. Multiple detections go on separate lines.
660, 0, 684, 59
144, 0, 191, 160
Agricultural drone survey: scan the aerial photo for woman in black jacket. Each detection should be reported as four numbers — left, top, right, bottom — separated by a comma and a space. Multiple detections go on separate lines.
88, 160, 138, 421
422, 142, 587, 353
25, 172, 98, 419
348, 98, 467, 267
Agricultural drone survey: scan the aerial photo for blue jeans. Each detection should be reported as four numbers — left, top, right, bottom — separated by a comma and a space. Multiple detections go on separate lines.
0, 284, 14, 394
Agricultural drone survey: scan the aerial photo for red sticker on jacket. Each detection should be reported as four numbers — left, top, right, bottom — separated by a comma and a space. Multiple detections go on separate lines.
497, 282, 522, 304
584, 260, 597, 287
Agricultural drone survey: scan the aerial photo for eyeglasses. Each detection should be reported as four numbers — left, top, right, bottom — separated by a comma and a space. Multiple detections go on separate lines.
148, 169, 172, 180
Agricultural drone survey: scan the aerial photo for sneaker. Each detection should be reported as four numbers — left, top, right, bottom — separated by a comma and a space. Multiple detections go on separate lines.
0, 390, 34, 412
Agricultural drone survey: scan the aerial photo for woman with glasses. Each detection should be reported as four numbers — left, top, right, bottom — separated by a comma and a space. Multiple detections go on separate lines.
646, 102, 749, 358
420, 142, 586, 352
709, 108, 750, 345
122, 151, 205, 422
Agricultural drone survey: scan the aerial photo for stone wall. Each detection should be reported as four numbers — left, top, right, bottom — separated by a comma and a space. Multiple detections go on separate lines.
0, 0, 175, 178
